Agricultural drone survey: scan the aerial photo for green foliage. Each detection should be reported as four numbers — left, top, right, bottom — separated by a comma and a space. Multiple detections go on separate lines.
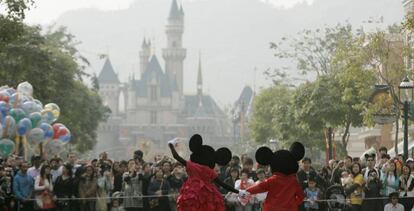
0, 24, 109, 153
267, 23, 357, 82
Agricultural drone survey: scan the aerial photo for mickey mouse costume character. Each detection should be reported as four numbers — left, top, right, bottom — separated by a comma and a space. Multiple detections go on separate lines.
246, 142, 305, 211
168, 134, 245, 211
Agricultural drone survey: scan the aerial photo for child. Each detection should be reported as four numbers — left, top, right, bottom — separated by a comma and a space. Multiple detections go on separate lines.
253, 169, 267, 211
383, 192, 404, 211
341, 170, 353, 188
110, 191, 125, 211
304, 176, 321, 211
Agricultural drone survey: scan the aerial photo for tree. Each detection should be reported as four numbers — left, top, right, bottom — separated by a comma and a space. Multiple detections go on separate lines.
266, 23, 357, 82
0, 23, 109, 153
250, 84, 325, 153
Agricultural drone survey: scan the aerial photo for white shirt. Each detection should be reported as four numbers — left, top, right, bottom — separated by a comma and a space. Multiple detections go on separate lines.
384, 203, 404, 211
51, 168, 62, 183
27, 166, 41, 179
34, 176, 53, 192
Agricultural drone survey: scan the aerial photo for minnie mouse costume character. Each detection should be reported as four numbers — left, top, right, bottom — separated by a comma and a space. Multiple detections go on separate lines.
168, 134, 245, 211
246, 142, 305, 211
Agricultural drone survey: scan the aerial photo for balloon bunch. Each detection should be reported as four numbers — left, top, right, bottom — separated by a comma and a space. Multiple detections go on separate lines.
0, 82, 70, 158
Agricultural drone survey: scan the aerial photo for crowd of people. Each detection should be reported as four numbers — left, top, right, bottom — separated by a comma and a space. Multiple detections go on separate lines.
0, 146, 413, 211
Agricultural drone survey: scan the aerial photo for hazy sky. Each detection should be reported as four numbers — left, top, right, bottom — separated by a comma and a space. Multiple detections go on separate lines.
25, 0, 313, 24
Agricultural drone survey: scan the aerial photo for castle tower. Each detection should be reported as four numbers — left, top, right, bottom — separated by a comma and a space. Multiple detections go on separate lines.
98, 58, 120, 115
162, 0, 186, 95
197, 54, 203, 96
139, 38, 151, 75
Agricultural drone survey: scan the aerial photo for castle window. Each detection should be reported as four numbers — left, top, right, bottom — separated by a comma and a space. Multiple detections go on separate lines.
172, 41, 177, 47
150, 111, 157, 124
150, 85, 157, 101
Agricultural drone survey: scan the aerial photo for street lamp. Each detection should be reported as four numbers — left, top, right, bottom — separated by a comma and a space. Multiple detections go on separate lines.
398, 76, 414, 160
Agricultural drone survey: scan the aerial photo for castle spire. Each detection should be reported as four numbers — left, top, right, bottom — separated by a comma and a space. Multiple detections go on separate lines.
141, 37, 147, 48
197, 52, 203, 96
169, 0, 181, 20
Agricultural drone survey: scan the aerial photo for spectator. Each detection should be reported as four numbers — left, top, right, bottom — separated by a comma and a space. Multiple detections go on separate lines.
378, 147, 388, 159
13, 161, 34, 211
34, 164, 55, 210
110, 191, 125, 211
399, 164, 414, 210
297, 157, 319, 190
134, 150, 145, 164
253, 169, 267, 211
96, 163, 113, 211
167, 163, 186, 211
27, 156, 42, 179
122, 159, 144, 211
226, 156, 241, 178
303, 176, 321, 211
147, 168, 171, 211
362, 154, 380, 181
78, 165, 97, 211
66, 153, 80, 176
377, 154, 391, 172
331, 160, 345, 185
242, 157, 257, 181
363, 169, 382, 211
345, 162, 364, 211
234, 169, 254, 211
381, 160, 400, 197
162, 161, 173, 179
112, 161, 124, 192
406, 158, 414, 176
49, 157, 62, 183
384, 192, 404, 211
54, 164, 75, 211
1, 166, 14, 210
141, 162, 153, 210
223, 168, 239, 211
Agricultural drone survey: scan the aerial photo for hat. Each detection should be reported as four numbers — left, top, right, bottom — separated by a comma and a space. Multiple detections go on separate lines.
406, 158, 414, 163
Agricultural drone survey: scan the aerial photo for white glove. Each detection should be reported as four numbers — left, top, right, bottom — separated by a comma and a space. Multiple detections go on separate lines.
168, 138, 180, 146
238, 190, 249, 198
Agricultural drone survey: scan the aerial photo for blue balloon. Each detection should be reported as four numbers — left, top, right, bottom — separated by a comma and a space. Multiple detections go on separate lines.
0, 101, 10, 117
2, 116, 16, 138
39, 123, 54, 139
17, 118, 32, 136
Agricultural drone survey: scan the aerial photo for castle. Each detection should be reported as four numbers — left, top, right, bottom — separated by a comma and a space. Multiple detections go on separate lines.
96, 0, 234, 159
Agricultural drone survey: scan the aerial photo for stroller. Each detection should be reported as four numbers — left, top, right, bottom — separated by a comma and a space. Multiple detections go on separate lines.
324, 185, 350, 211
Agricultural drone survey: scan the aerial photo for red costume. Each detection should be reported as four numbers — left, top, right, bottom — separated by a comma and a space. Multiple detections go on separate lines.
177, 161, 225, 211
247, 172, 304, 211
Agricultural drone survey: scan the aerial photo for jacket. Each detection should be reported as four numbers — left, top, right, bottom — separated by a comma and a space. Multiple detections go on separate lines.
247, 172, 304, 211
13, 171, 34, 201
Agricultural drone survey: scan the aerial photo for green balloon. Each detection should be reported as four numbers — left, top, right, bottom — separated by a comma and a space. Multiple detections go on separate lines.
10, 108, 26, 123
29, 112, 42, 128
0, 138, 15, 157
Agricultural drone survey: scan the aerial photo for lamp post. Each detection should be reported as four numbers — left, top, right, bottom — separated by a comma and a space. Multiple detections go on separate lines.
398, 76, 414, 160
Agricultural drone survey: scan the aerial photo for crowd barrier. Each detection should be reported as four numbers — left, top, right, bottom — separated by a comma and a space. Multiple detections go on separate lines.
16, 193, 413, 202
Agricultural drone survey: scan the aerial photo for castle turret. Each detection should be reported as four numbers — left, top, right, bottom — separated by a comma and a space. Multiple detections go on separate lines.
139, 38, 151, 75
197, 54, 203, 96
98, 58, 120, 115
162, 0, 186, 95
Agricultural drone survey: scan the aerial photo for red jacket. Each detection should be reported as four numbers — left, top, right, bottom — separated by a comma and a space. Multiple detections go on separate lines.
247, 172, 304, 211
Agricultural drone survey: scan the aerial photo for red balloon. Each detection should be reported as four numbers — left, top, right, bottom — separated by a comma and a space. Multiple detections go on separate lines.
0, 94, 10, 103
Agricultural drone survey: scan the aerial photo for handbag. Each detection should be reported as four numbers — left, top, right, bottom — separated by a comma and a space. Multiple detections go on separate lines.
149, 179, 164, 208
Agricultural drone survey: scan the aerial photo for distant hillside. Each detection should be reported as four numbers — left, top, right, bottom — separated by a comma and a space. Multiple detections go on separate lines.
55, 0, 404, 105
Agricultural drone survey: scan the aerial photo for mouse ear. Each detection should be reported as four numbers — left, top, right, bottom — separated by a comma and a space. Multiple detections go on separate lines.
364, 154, 369, 159
255, 147, 273, 166
290, 142, 305, 161
189, 134, 203, 153
215, 148, 232, 166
